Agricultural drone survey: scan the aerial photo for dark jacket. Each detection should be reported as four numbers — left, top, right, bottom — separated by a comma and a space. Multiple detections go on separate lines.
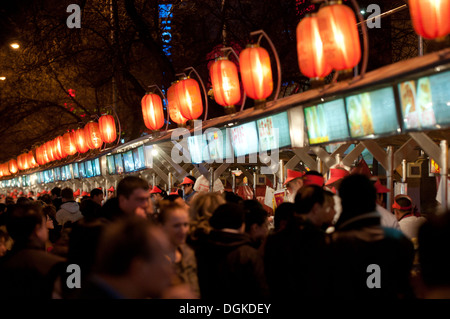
330, 211, 415, 299
98, 197, 126, 221
264, 217, 332, 299
52, 197, 63, 211
0, 240, 66, 299
194, 229, 268, 300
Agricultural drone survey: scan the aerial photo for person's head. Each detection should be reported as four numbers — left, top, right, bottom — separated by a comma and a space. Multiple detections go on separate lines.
189, 192, 226, 221
5, 196, 14, 206
61, 188, 75, 202
40, 194, 52, 205
0, 229, 9, 257
6, 202, 49, 248
392, 195, 413, 221
16, 196, 31, 206
181, 176, 196, 196
302, 170, 325, 187
419, 212, 450, 297
150, 185, 167, 202
158, 201, 190, 248
294, 185, 334, 228
243, 200, 269, 243
94, 216, 172, 298
90, 188, 104, 206
274, 202, 296, 232
42, 204, 56, 230
108, 190, 115, 198
209, 203, 246, 233
118, 176, 150, 215
335, 174, 377, 228
51, 187, 62, 199
80, 198, 102, 222
223, 191, 243, 205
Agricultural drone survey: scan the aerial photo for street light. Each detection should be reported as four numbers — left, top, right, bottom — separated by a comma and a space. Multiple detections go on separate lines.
0, 77, 5, 81
10, 43, 20, 49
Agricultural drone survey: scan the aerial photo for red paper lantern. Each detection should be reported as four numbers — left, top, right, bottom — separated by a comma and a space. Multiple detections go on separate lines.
9, 159, 18, 174
239, 44, 273, 101
46, 141, 56, 162
28, 151, 38, 168
317, 3, 361, 71
17, 154, 24, 171
210, 57, 241, 107
167, 82, 188, 125
63, 132, 77, 156
54, 136, 67, 160
176, 77, 203, 120
84, 122, 103, 149
142, 93, 165, 131
75, 128, 90, 153
409, 0, 450, 40
99, 114, 117, 143
297, 14, 332, 79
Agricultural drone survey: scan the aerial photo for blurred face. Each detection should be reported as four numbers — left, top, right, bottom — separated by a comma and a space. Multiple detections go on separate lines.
137, 228, 173, 298
321, 196, 336, 227
161, 208, 190, 247
46, 215, 54, 230
119, 188, 150, 215
182, 184, 193, 196
108, 191, 114, 198
35, 216, 49, 243
287, 179, 303, 195
0, 237, 7, 257
250, 218, 269, 243
92, 194, 104, 206
151, 193, 163, 202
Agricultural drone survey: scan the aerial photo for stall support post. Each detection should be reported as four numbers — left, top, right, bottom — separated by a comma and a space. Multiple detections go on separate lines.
278, 160, 284, 190
440, 140, 448, 210
387, 146, 395, 210
253, 172, 257, 199
317, 158, 322, 174
152, 173, 156, 188
209, 167, 214, 192
168, 172, 172, 194
402, 159, 407, 183
232, 173, 236, 193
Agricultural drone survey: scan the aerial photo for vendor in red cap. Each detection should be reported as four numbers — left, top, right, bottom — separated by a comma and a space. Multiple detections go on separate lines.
325, 167, 350, 193
107, 186, 115, 199
284, 169, 304, 203
180, 175, 197, 203
370, 178, 401, 231
302, 170, 325, 188
392, 194, 426, 240
150, 185, 167, 203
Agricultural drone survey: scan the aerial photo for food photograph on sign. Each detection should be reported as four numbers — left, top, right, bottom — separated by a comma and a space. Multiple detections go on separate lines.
257, 112, 291, 152
346, 93, 375, 137
230, 121, 259, 157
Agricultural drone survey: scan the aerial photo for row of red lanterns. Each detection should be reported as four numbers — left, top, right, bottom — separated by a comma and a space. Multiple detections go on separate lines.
1, 115, 117, 177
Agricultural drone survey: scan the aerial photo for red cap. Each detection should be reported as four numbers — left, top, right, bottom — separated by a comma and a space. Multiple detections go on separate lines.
374, 179, 390, 194
41, 190, 47, 194
73, 189, 80, 197
108, 186, 114, 192
303, 175, 325, 187
81, 191, 90, 197
169, 189, 180, 195
283, 169, 304, 185
150, 185, 163, 194
351, 158, 372, 177
180, 176, 195, 185
325, 168, 349, 186
97, 187, 102, 190
19, 191, 24, 195
392, 194, 412, 211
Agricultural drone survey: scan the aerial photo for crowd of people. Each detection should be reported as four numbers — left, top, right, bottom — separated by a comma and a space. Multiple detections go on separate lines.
0, 170, 448, 299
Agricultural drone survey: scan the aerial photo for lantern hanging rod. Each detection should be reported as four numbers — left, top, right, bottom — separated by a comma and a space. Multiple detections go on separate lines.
183, 66, 209, 121
220, 46, 248, 114
250, 30, 281, 101
175, 73, 187, 78
147, 84, 170, 133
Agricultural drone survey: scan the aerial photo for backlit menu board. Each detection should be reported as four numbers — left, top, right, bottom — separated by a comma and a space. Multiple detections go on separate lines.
133, 146, 146, 171
346, 87, 399, 138
230, 121, 259, 157
78, 162, 86, 178
39, 171, 45, 183
72, 163, 79, 179
205, 128, 233, 162
304, 99, 349, 145
123, 150, 135, 173
85, 160, 94, 178
54, 167, 62, 181
188, 134, 210, 164
107, 155, 115, 174
114, 154, 124, 174
93, 158, 101, 176
61, 167, 67, 181
257, 111, 291, 152
65, 165, 72, 180
398, 70, 450, 130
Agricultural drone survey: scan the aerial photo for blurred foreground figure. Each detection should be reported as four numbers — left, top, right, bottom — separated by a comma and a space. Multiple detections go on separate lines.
0, 203, 65, 298
330, 174, 414, 299
418, 212, 450, 299
78, 216, 172, 299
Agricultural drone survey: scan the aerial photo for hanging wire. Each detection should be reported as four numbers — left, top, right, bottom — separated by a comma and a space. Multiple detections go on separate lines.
184, 66, 209, 121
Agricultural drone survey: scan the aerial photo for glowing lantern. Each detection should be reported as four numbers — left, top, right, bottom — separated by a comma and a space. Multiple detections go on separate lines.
75, 128, 90, 153
17, 154, 24, 171
141, 93, 165, 131
98, 115, 117, 143
239, 44, 273, 101
51, 139, 61, 161
9, 159, 18, 174
409, 0, 450, 40
297, 14, 332, 79
36, 147, 44, 166
84, 122, 103, 149
175, 77, 203, 120
63, 132, 77, 156
46, 141, 56, 162
54, 136, 67, 159
28, 151, 38, 168
167, 82, 188, 125
317, 2, 361, 71
210, 57, 241, 108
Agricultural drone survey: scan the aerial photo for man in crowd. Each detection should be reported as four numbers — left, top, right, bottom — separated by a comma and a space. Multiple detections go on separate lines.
180, 176, 197, 203
283, 169, 304, 203
393, 194, 426, 240
56, 188, 83, 226
90, 188, 104, 206
78, 216, 173, 299
243, 200, 269, 249
51, 187, 62, 211
100, 176, 150, 221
